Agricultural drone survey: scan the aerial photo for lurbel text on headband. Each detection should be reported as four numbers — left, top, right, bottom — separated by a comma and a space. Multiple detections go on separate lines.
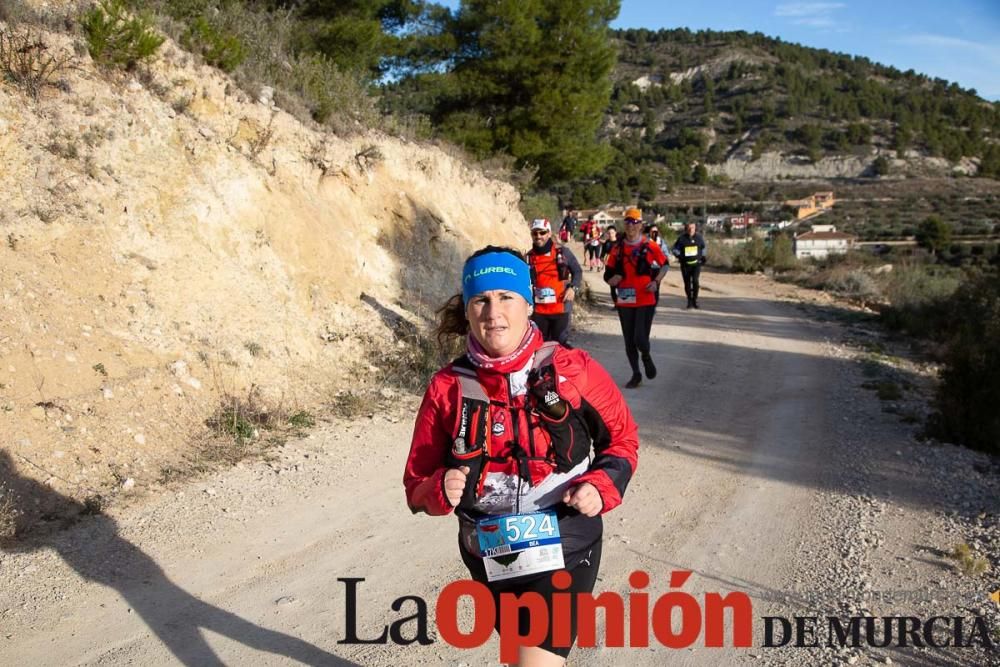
461, 252, 533, 305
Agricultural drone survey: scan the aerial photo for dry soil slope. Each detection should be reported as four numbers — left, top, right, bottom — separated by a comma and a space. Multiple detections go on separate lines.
0, 22, 527, 518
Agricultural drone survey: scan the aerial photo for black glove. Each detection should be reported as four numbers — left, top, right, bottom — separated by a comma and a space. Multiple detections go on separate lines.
528, 367, 592, 473
699, 256, 707, 265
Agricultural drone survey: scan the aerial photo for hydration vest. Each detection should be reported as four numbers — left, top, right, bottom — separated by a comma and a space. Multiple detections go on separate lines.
446, 342, 561, 511
527, 245, 570, 315
614, 239, 660, 278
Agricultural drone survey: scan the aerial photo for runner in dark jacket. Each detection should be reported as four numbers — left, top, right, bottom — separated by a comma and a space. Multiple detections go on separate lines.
672, 222, 707, 309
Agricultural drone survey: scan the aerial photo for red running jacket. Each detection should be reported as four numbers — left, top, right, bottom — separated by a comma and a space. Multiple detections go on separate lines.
404, 346, 639, 516
604, 240, 668, 308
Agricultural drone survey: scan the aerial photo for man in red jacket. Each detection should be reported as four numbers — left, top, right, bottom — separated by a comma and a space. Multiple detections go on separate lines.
526, 218, 583, 345
603, 207, 668, 388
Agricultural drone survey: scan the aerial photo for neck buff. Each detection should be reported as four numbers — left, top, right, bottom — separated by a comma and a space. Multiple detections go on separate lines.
466, 320, 542, 373
532, 238, 554, 255
462, 251, 534, 306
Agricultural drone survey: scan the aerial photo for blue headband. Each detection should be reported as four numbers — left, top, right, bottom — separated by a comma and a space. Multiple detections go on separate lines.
462, 252, 533, 305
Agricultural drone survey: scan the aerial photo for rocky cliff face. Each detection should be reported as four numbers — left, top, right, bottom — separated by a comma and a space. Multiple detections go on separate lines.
708, 150, 872, 180
0, 22, 526, 516
707, 149, 979, 181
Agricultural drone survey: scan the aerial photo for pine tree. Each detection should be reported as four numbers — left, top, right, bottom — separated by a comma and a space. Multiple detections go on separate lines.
440, 0, 620, 185
915, 215, 951, 256
291, 0, 429, 77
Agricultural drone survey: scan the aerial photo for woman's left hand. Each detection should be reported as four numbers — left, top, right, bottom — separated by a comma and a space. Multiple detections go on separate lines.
562, 482, 603, 517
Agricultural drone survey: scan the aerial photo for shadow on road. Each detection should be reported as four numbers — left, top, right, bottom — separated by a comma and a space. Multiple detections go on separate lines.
0, 450, 357, 667
572, 277, 998, 524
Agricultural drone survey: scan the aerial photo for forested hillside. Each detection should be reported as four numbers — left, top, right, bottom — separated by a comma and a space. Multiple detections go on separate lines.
28, 1, 993, 208
558, 28, 1000, 207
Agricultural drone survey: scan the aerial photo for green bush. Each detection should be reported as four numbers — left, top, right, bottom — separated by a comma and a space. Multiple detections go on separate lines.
181, 15, 244, 72
880, 264, 961, 338
707, 241, 736, 269
281, 52, 377, 127
915, 215, 952, 256
287, 411, 315, 429
769, 235, 797, 271
928, 272, 1000, 454
871, 155, 890, 176
197, 0, 380, 131
825, 269, 881, 302
732, 238, 768, 273
83, 0, 163, 69
519, 192, 560, 224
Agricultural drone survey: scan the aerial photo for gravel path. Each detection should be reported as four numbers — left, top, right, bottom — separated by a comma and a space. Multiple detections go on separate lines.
1, 267, 997, 666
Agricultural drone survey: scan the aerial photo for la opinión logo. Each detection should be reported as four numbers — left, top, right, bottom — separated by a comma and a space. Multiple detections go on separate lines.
336, 573, 997, 661
338, 570, 752, 663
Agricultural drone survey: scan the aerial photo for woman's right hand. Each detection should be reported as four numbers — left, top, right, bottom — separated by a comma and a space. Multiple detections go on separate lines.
444, 466, 471, 507
607, 275, 623, 287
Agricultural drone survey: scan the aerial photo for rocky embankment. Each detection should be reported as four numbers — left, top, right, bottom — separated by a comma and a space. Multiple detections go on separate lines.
0, 17, 527, 532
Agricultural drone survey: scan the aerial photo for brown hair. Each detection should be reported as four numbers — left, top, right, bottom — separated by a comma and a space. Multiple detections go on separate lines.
434, 245, 526, 348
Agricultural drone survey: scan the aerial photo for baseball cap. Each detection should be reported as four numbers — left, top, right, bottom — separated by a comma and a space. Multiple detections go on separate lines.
530, 218, 551, 232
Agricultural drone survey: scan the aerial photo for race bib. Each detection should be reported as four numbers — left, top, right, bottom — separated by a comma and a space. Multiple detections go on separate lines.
684, 245, 698, 257
477, 511, 564, 582
534, 287, 558, 304
616, 287, 637, 305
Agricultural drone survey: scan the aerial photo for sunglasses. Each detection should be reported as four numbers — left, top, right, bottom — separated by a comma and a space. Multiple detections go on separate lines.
531, 230, 550, 237
625, 218, 643, 225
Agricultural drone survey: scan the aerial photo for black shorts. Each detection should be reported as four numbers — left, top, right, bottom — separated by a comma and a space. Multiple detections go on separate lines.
459, 533, 603, 658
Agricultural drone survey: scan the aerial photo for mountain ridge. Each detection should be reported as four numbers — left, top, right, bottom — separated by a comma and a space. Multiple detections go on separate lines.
559, 27, 1000, 207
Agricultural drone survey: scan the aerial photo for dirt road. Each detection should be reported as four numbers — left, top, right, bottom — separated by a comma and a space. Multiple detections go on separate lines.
2, 267, 997, 666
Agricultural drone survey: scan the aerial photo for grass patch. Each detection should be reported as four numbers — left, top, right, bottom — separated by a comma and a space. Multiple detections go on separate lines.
195, 381, 320, 468
45, 133, 80, 160
824, 269, 881, 303
0, 482, 19, 542
861, 379, 903, 401
287, 410, 315, 429
373, 333, 443, 393
170, 95, 192, 115
202, 386, 279, 462
330, 391, 365, 419
949, 543, 991, 577
243, 340, 264, 357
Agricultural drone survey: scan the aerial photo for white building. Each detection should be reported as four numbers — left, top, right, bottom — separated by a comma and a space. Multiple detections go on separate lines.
704, 215, 727, 232
577, 209, 624, 226
591, 210, 619, 225
794, 225, 856, 259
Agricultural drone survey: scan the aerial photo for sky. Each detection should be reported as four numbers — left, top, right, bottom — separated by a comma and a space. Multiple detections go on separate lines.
437, 0, 1000, 101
